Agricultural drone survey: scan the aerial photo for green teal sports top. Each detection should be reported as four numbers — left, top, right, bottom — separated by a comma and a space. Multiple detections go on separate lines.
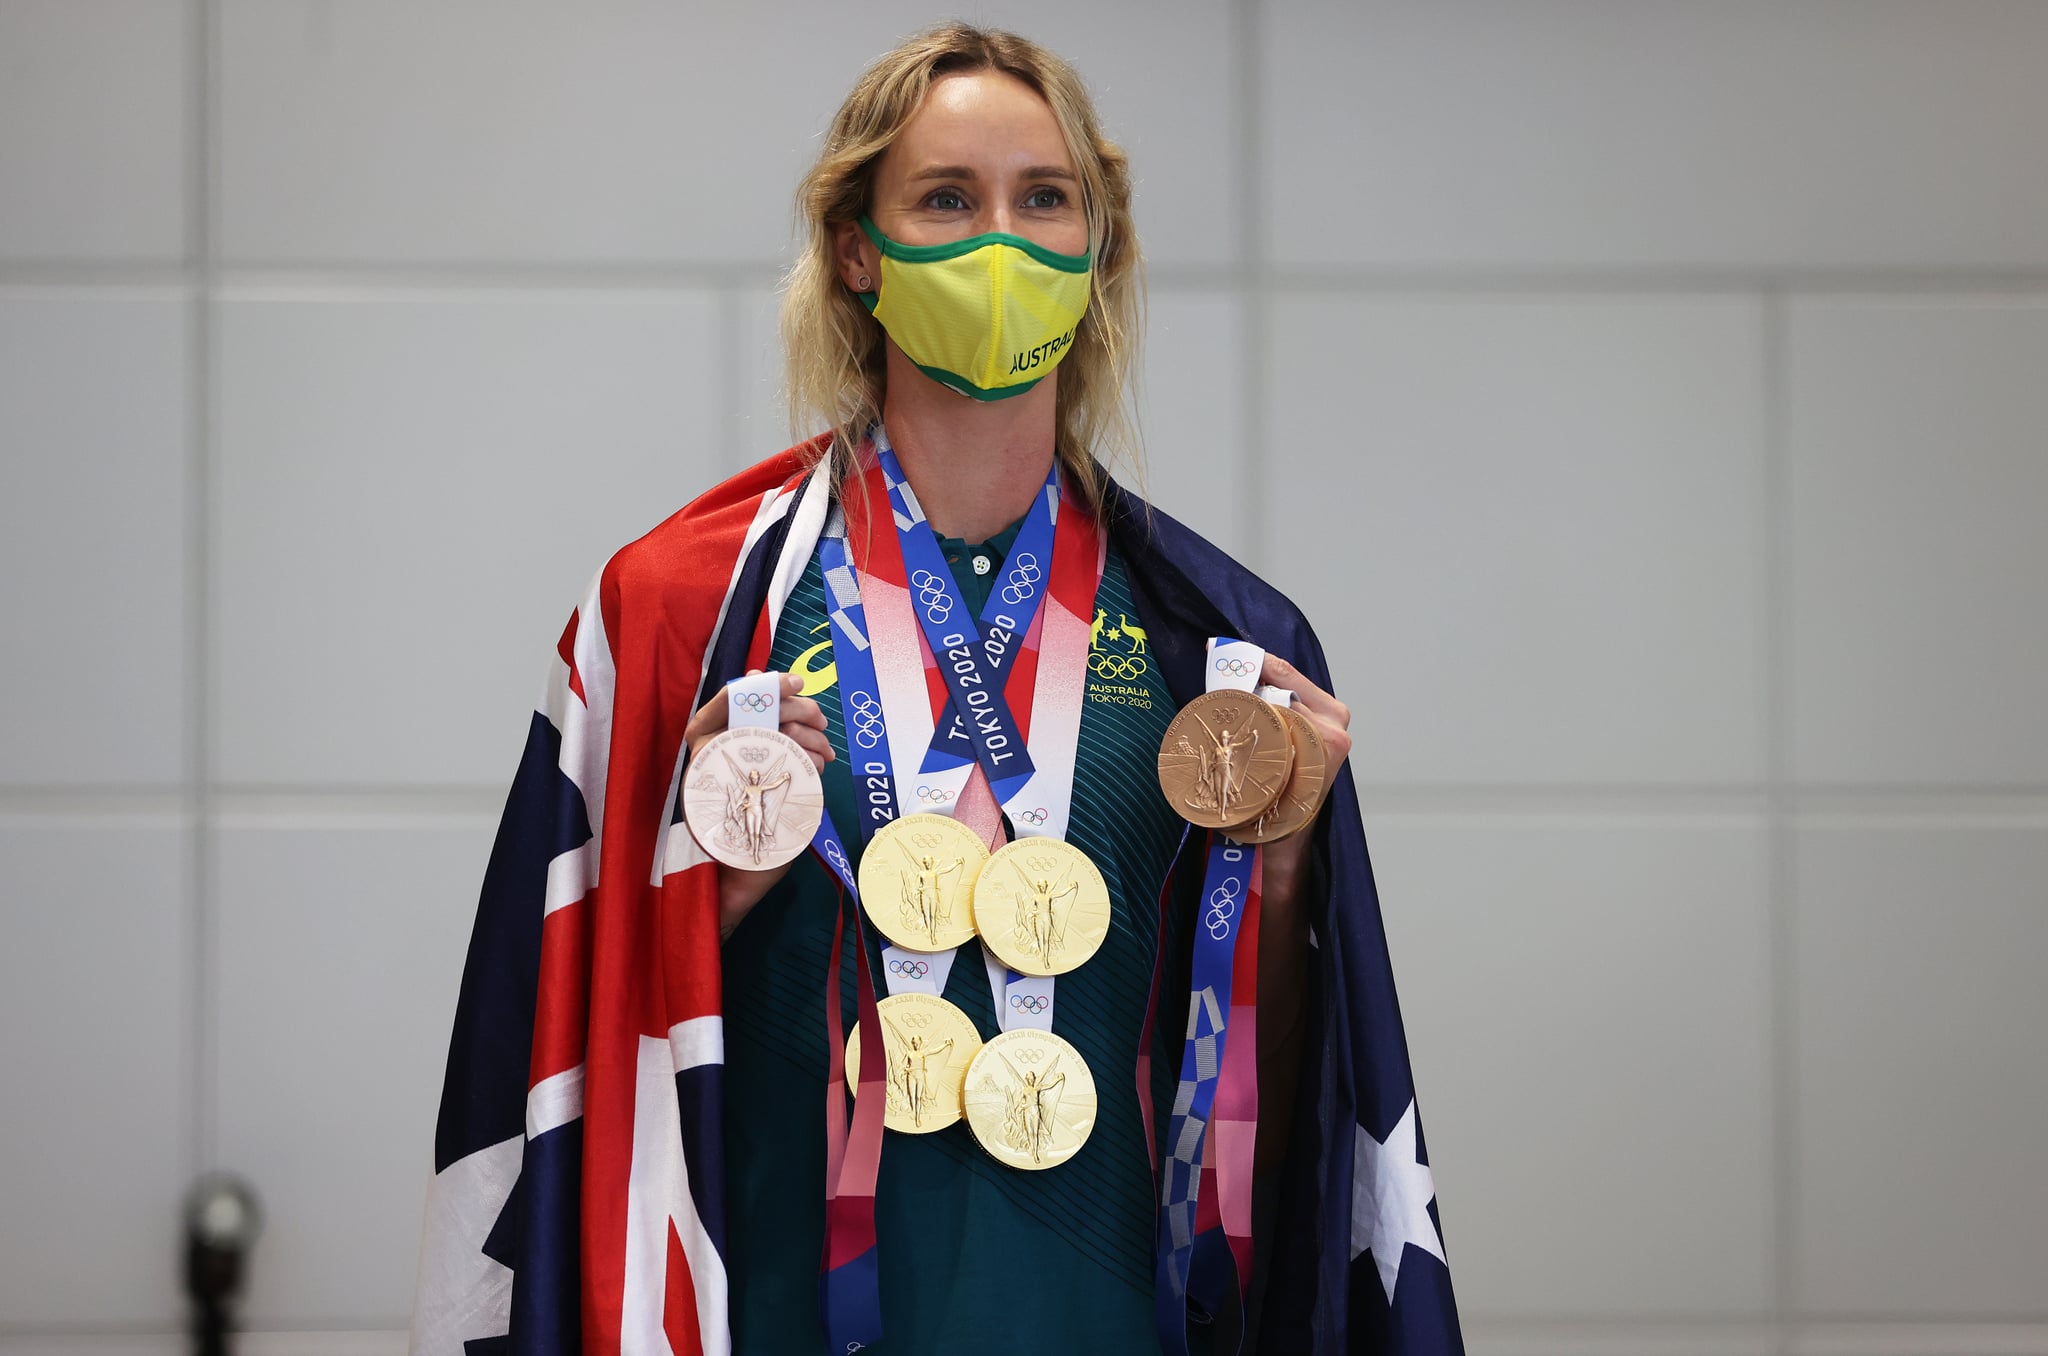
720, 515, 1188, 1354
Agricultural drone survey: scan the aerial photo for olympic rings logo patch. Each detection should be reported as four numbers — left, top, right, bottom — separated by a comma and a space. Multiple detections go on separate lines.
1017, 807, 1050, 826
916, 785, 956, 804
1009, 993, 1050, 1014
1000, 552, 1043, 606
1212, 656, 1257, 678
848, 691, 884, 748
732, 690, 776, 714
910, 569, 953, 623
1205, 878, 1241, 939
888, 958, 931, 979
1090, 651, 1149, 680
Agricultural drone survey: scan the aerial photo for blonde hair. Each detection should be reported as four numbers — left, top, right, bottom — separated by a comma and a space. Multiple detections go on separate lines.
779, 22, 1144, 511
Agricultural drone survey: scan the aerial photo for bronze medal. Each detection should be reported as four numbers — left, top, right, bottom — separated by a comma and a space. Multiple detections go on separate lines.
1222, 704, 1330, 843
681, 725, 824, 871
1156, 690, 1292, 829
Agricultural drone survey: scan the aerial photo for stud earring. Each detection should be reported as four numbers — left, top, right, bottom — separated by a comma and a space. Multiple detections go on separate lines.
856, 274, 872, 291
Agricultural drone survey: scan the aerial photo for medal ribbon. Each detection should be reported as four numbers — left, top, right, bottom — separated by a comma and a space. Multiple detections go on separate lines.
810, 805, 888, 1356
874, 431, 1057, 810
849, 427, 1103, 1030
820, 528, 960, 998
1156, 638, 1268, 1352
806, 438, 1100, 1348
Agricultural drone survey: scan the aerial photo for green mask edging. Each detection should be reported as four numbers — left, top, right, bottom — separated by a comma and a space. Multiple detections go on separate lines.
857, 215, 1090, 273
914, 360, 1045, 402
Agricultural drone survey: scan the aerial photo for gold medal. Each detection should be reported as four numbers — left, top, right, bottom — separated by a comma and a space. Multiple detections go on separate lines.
1224, 705, 1330, 843
857, 813, 989, 952
844, 992, 983, 1134
681, 726, 825, 871
972, 838, 1111, 977
1157, 690, 1292, 829
963, 1028, 1097, 1170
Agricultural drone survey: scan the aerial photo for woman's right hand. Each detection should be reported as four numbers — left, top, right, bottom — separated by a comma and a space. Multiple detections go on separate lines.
682, 669, 834, 941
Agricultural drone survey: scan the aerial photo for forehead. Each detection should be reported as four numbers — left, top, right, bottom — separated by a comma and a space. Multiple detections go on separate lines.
889, 69, 1074, 171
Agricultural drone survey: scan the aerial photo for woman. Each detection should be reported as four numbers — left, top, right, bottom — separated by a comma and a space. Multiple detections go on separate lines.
415, 23, 1462, 1356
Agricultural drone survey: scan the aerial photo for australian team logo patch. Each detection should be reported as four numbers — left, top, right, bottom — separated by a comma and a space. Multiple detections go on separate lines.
1088, 607, 1153, 706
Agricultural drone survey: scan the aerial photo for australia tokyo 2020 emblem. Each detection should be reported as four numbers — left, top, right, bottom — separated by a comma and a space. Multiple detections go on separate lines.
1087, 606, 1152, 704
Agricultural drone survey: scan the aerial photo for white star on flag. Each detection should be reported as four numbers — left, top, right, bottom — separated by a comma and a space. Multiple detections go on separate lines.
1351, 1098, 1445, 1305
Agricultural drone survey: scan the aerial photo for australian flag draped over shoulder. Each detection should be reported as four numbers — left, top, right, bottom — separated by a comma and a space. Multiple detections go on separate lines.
411, 445, 1464, 1356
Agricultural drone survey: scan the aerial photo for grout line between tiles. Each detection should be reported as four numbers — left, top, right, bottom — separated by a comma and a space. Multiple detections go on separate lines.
1763, 286, 1800, 1354
10, 263, 2048, 297
195, 0, 227, 1179
1234, 0, 1267, 573
181, 0, 216, 1193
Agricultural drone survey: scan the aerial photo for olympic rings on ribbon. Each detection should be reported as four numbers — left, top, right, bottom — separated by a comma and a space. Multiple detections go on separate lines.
825, 841, 852, 877
888, 958, 931, 979
732, 690, 776, 713
1009, 993, 1050, 1014
999, 551, 1043, 606
1204, 878, 1241, 939
1212, 656, 1257, 678
1017, 807, 1050, 826
910, 569, 953, 623
1089, 651, 1149, 680
848, 690, 884, 749
915, 785, 956, 803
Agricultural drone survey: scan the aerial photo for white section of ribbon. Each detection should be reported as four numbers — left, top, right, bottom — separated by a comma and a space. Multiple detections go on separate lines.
1006, 971, 1056, 1032
881, 941, 958, 998
725, 669, 782, 730
983, 950, 1056, 1032
823, 516, 971, 997
1207, 637, 1266, 694
978, 520, 1104, 1029
1257, 683, 1295, 709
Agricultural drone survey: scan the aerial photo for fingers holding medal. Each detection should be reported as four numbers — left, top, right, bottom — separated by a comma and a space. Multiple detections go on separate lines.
1156, 640, 1338, 843
683, 670, 827, 871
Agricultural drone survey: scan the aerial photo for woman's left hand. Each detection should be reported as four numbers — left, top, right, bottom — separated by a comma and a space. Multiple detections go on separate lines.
1247, 651, 1350, 1174
1255, 651, 1351, 897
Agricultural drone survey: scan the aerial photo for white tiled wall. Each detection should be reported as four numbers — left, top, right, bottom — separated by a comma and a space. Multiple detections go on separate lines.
211, 818, 495, 1324
0, 292, 190, 785
4, 3, 2045, 1352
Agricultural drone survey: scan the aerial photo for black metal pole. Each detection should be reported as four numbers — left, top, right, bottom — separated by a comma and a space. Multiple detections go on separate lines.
183, 1174, 262, 1356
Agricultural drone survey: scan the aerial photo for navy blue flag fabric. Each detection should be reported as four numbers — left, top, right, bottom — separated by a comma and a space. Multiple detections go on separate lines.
1100, 482, 1466, 1355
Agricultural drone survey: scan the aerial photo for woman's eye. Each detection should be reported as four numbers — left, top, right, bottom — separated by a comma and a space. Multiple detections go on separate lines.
1026, 187, 1067, 209
927, 189, 966, 211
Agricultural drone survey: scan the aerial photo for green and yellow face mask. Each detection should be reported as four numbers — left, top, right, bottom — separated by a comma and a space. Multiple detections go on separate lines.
857, 215, 1091, 401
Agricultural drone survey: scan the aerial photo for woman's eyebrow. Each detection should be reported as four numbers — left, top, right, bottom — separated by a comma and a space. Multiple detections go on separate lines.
909, 164, 1077, 182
